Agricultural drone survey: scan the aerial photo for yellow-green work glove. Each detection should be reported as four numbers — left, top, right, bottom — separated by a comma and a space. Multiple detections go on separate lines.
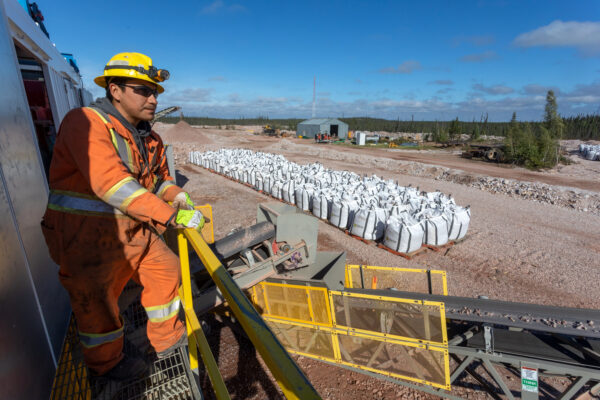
173, 191, 195, 210
176, 209, 205, 230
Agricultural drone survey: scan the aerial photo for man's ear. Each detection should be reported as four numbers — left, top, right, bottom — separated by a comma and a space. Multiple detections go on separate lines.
110, 83, 123, 102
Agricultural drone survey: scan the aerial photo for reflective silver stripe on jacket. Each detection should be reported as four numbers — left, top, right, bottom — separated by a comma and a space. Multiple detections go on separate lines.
48, 191, 122, 215
79, 324, 124, 348
102, 176, 148, 212
144, 296, 181, 323
86, 107, 135, 173
155, 180, 175, 198
113, 133, 134, 173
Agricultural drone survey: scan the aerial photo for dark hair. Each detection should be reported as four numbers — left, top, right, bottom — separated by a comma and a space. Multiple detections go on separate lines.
105, 77, 127, 101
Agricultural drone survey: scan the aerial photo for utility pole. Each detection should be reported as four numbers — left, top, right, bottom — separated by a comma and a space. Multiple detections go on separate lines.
312, 76, 316, 118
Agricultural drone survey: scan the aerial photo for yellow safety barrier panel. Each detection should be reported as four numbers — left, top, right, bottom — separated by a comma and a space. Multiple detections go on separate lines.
251, 281, 451, 391
329, 291, 448, 346
334, 329, 449, 389
252, 282, 331, 326
345, 265, 448, 296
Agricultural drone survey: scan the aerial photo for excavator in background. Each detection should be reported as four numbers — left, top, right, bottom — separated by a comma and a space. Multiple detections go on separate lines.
152, 105, 181, 123
263, 124, 281, 136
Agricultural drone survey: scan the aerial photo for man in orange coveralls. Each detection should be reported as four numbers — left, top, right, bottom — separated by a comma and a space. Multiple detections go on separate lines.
41, 52, 205, 380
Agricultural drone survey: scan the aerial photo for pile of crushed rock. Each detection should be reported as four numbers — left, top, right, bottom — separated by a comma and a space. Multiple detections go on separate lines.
437, 171, 600, 215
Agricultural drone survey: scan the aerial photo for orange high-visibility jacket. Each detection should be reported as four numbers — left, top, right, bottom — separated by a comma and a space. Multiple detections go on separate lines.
42, 107, 183, 262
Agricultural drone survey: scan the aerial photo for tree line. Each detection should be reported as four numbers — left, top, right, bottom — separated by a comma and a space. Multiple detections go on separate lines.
162, 113, 599, 140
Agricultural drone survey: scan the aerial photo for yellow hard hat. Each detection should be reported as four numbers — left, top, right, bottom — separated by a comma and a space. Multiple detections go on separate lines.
94, 52, 169, 93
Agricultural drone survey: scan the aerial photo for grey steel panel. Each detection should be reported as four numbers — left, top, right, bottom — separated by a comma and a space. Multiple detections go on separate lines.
165, 144, 176, 181
0, 169, 55, 399
0, 2, 70, 366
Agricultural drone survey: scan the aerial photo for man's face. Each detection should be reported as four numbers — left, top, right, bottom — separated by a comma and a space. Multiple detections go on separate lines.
110, 78, 158, 123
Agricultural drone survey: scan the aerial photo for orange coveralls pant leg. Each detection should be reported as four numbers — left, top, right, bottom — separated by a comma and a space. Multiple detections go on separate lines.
132, 236, 185, 352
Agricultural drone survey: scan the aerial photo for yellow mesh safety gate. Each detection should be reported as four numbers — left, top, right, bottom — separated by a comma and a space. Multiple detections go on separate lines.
345, 265, 448, 296
329, 291, 448, 346
252, 282, 331, 326
251, 281, 451, 390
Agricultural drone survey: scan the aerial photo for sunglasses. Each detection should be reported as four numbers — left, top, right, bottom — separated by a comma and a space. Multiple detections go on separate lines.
118, 84, 159, 98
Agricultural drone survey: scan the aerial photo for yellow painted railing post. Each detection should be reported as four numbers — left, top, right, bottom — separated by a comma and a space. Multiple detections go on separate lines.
177, 231, 198, 371
183, 228, 321, 400
178, 229, 232, 399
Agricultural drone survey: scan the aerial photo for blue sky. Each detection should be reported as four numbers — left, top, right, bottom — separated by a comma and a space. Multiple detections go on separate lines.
40, 0, 599, 121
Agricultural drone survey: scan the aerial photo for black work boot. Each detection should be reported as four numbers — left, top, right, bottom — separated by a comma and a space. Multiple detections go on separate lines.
155, 334, 188, 359
103, 354, 148, 381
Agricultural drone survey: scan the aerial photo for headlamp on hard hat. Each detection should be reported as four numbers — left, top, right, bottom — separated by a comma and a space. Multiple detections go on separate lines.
148, 66, 170, 82
104, 65, 170, 83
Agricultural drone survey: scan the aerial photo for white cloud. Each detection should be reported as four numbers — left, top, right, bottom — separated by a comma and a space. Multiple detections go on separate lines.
379, 60, 423, 74
200, 0, 246, 14
472, 83, 514, 95
166, 82, 600, 121
452, 35, 495, 47
514, 20, 600, 56
459, 50, 498, 63
521, 84, 561, 95
163, 88, 213, 103
430, 80, 454, 85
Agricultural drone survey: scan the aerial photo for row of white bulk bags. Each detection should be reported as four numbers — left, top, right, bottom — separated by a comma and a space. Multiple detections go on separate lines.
188, 149, 471, 246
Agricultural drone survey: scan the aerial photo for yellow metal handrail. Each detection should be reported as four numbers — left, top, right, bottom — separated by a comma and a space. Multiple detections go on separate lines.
178, 232, 230, 400
179, 227, 321, 400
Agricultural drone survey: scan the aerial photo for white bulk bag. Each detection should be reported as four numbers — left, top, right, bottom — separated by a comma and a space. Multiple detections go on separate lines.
263, 175, 273, 193
383, 216, 424, 253
329, 198, 359, 229
282, 180, 295, 204
423, 212, 449, 246
254, 173, 264, 191
271, 181, 283, 199
447, 206, 471, 241
295, 186, 314, 211
312, 192, 329, 220
350, 206, 387, 240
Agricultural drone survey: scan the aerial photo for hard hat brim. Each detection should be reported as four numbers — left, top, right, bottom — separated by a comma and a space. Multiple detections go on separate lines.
94, 75, 165, 93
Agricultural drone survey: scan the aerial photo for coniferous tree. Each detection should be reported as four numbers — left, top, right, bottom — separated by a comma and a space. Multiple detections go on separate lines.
448, 117, 461, 141
544, 90, 564, 139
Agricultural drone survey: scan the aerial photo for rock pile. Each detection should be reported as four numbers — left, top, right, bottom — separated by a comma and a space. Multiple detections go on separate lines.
437, 171, 600, 215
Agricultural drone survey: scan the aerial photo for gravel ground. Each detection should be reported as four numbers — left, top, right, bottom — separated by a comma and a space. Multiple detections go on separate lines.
154, 122, 600, 399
